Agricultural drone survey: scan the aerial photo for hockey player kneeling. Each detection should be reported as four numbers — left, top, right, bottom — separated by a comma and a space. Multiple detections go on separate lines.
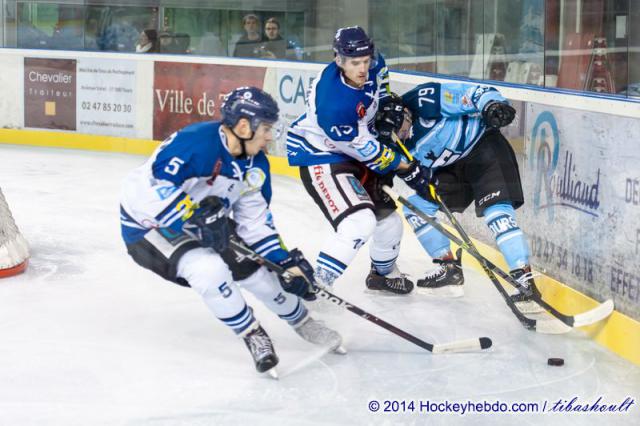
375, 86, 542, 312
120, 87, 343, 378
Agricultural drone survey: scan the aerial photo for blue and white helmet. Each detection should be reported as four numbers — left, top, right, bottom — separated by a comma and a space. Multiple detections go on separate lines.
333, 26, 375, 57
221, 86, 279, 131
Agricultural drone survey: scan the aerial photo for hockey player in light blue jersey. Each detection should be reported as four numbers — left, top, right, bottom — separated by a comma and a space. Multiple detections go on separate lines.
120, 87, 343, 378
375, 83, 541, 310
286, 26, 432, 295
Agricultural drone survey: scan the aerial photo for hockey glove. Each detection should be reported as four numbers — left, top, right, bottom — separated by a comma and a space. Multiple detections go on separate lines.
482, 101, 516, 129
183, 196, 231, 253
277, 249, 317, 301
397, 161, 433, 200
375, 93, 405, 145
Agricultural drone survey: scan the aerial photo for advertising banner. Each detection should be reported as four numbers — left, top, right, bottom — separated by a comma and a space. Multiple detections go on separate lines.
76, 58, 136, 137
446, 102, 639, 320
24, 58, 76, 130
522, 104, 640, 318
153, 62, 266, 141
264, 68, 318, 156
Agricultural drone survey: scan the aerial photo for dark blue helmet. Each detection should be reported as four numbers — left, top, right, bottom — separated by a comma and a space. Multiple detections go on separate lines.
221, 86, 279, 130
333, 26, 374, 57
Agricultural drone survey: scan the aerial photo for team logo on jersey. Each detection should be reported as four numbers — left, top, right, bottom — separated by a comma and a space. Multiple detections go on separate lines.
243, 167, 266, 194
371, 146, 396, 171
156, 185, 178, 200
356, 102, 366, 118
357, 140, 378, 157
419, 117, 437, 129
346, 176, 369, 201
324, 139, 336, 149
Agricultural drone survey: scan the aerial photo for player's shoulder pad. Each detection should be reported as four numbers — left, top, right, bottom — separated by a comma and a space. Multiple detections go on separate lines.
402, 82, 442, 119
243, 151, 270, 190
246, 151, 273, 203
316, 62, 366, 125
176, 121, 223, 173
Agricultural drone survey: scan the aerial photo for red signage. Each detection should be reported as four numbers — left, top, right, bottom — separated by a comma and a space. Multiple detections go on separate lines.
153, 62, 266, 140
24, 58, 76, 130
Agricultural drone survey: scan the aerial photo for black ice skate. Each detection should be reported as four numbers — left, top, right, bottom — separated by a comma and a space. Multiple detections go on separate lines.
365, 265, 414, 295
241, 323, 279, 378
417, 249, 464, 297
509, 266, 544, 314
294, 316, 346, 354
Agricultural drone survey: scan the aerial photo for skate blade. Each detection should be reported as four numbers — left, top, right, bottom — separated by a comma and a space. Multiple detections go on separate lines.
333, 345, 347, 355
514, 300, 545, 314
363, 288, 412, 297
416, 285, 464, 298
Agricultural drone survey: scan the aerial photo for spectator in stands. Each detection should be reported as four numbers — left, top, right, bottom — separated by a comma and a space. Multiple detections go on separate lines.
261, 17, 286, 59
173, 33, 192, 54
101, 13, 139, 52
51, 21, 84, 51
84, 18, 99, 50
232, 14, 264, 58
159, 31, 175, 53
136, 29, 159, 53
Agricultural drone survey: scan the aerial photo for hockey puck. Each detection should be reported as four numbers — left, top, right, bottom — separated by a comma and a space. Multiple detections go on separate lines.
547, 358, 564, 366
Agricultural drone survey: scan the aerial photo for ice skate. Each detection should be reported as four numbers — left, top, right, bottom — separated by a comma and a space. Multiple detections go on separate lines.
294, 316, 346, 354
365, 264, 414, 295
241, 323, 279, 378
510, 266, 544, 314
417, 249, 464, 297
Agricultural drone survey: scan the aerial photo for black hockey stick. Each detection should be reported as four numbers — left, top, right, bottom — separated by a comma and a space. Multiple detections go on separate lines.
228, 238, 492, 354
383, 185, 614, 334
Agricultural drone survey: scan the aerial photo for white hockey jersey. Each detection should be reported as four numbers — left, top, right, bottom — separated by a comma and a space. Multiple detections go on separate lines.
286, 54, 399, 174
120, 121, 288, 262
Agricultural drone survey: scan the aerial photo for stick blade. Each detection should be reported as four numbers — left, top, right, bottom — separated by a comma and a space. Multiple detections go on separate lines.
431, 337, 492, 354
573, 299, 614, 328
534, 317, 573, 334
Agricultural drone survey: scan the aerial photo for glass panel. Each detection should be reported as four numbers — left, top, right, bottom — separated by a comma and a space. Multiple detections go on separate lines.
2, 0, 638, 99
491, 0, 545, 85
547, 0, 629, 94
437, 0, 482, 78
626, 0, 639, 97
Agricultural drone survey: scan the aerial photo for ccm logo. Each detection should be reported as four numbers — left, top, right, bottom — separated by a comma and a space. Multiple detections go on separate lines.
478, 191, 501, 206
205, 211, 225, 224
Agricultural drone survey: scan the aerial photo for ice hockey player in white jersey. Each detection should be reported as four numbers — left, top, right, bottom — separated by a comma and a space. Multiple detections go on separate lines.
120, 87, 343, 378
375, 84, 540, 311
286, 26, 433, 295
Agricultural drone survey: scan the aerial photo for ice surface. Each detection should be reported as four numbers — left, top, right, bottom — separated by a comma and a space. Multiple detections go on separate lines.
0, 145, 638, 426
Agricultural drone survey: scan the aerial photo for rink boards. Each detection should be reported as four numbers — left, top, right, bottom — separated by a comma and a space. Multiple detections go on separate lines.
0, 48, 639, 366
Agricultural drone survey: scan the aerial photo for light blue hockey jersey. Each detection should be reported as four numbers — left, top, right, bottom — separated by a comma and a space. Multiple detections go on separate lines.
286, 54, 400, 174
402, 82, 507, 169
120, 121, 288, 263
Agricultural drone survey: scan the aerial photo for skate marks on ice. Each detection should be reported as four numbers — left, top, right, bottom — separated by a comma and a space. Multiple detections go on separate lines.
0, 147, 637, 425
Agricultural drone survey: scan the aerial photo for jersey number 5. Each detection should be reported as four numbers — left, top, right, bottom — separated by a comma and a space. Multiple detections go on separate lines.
164, 157, 185, 175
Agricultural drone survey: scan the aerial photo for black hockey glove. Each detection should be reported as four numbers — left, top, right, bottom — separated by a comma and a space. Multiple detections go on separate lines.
375, 92, 405, 145
183, 196, 231, 253
277, 249, 317, 301
482, 101, 516, 129
397, 161, 433, 200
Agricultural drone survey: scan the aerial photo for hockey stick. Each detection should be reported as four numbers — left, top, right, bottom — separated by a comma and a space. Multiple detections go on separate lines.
227, 238, 492, 354
383, 185, 614, 333
384, 132, 613, 331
